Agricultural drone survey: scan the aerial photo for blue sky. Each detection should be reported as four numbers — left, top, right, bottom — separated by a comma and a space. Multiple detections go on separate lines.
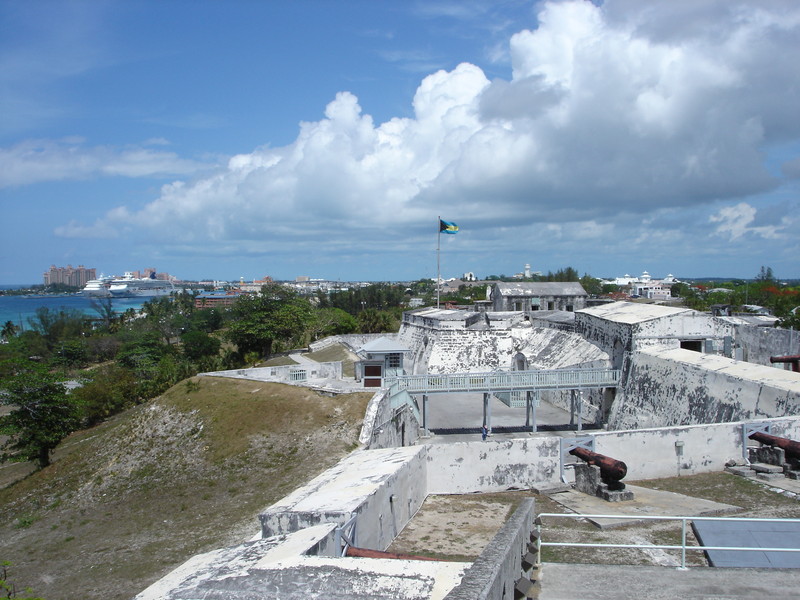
1, 0, 799, 285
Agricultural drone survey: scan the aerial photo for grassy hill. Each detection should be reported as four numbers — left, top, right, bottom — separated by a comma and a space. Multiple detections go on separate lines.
0, 376, 371, 600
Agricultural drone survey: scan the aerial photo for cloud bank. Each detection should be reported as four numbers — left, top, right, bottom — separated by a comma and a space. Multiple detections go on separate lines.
24, 0, 800, 274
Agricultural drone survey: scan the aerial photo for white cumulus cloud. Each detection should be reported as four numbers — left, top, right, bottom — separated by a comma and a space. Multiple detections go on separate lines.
67, 0, 800, 273
0, 138, 206, 187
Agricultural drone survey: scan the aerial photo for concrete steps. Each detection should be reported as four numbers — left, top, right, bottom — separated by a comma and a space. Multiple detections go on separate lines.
725, 462, 796, 482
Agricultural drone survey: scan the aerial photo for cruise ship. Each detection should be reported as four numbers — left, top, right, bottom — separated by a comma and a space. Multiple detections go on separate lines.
82, 272, 178, 298
81, 276, 115, 297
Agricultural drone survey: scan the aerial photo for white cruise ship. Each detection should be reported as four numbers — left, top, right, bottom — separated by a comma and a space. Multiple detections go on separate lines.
82, 272, 178, 298
107, 272, 177, 297
81, 276, 115, 297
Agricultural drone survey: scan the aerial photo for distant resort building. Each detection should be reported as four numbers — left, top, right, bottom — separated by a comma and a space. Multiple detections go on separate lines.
602, 271, 678, 300
43, 264, 96, 287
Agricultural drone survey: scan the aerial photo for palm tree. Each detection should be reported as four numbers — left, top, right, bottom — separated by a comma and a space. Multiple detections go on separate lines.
1, 320, 18, 341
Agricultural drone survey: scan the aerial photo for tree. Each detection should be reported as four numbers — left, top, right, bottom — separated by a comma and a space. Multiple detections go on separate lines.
357, 308, 397, 333
181, 330, 221, 362
756, 266, 775, 282
190, 308, 223, 333
27, 307, 88, 350
0, 359, 81, 469
141, 297, 189, 345
579, 274, 603, 296
90, 297, 117, 331
226, 284, 314, 358
1, 320, 18, 341
71, 364, 137, 426
308, 307, 358, 340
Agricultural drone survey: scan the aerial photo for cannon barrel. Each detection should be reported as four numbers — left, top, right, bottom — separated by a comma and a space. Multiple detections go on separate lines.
569, 447, 627, 484
749, 431, 800, 460
770, 355, 800, 372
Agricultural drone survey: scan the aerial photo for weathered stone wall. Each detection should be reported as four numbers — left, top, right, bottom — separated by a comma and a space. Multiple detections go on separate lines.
359, 388, 421, 449
609, 348, 800, 430
425, 438, 561, 494
259, 446, 428, 552
309, 333, 397, 353
632, 312, 734, 352
201, 362, 342, 383
589, 416, 800, 480
575, 308, 735, 363
734, 325, 800, 366
399, 310, 610, 376
443, 498, 535, 600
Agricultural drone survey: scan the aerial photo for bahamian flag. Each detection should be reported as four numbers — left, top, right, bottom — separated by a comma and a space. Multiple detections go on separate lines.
439, 219, 459, 234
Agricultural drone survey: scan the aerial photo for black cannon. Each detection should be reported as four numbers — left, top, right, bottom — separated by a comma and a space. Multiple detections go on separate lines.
570, 447, 628, 490
749, 431, 800, 461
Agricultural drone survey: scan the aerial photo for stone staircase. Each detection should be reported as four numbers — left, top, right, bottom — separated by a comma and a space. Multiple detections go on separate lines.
725, 444, 800, 482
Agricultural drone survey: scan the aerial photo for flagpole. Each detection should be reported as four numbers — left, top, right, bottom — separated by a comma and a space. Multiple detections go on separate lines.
437, 216, 441, 309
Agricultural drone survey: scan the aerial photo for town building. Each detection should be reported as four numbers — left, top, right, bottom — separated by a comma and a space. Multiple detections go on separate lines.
489, 281, 588, 312
194, 291, 242, 309
42, 264, 96, 287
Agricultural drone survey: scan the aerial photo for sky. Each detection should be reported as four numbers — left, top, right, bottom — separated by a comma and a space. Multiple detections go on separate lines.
1, 0, 799, 285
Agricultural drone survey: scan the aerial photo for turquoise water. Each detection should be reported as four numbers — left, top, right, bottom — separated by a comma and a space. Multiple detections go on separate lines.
0, 293, 149, 330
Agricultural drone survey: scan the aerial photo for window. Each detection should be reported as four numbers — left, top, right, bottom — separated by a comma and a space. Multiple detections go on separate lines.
388, 353, 401, 368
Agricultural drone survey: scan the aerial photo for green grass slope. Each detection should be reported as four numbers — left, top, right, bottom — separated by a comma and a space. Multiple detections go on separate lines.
0, 376, 371, 600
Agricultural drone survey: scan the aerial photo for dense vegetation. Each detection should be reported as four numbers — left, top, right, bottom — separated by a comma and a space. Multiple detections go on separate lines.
675, 267, 800, 329
0, 283, 403, 473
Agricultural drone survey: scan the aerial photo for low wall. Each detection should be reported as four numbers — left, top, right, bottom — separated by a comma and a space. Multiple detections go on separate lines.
426, 438, 560, 495
589, 415, 800, 481
259, 446, 428, 552
444, 498, 535, 600
309, 333, 395, 353
423, 416, 800, 493
201, 362, 342, 384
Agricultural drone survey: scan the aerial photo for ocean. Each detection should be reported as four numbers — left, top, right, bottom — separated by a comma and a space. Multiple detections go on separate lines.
0, 290, 149, 330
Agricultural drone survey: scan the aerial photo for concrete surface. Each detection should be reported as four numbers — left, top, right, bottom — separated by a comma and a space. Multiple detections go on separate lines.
424, 392, 576, 439
136, 525, 470, 600
538, 563, 800, 600
545, 485, 740, 529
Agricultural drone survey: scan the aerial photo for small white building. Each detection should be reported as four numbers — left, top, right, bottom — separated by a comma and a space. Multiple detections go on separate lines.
355, 336, 411, 387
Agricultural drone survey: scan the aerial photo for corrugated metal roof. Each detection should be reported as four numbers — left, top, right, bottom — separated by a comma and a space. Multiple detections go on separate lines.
493, 282, 587, 296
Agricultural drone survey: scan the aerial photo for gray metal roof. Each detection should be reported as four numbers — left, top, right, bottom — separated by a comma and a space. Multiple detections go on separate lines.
358, 336, 410, 353
493, 282, 587, 296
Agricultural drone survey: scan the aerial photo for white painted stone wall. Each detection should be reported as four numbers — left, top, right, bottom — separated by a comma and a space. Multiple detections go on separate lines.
610, 348, 800, 430
586, 416, 800, 480
259, 446, 428, 552
575, 304, 735, 366
425, 438, 561, 495
733, 324, 800, 366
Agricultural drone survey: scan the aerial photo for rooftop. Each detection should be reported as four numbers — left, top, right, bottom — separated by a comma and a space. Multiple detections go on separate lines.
492, 282, 588, 296
577, 301, 694, 324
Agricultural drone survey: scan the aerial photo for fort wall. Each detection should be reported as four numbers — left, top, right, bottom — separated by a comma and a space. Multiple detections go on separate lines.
610, 348, 800, 430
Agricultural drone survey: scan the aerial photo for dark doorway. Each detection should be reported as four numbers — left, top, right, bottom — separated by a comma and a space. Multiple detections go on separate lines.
680, 340, 703, 352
